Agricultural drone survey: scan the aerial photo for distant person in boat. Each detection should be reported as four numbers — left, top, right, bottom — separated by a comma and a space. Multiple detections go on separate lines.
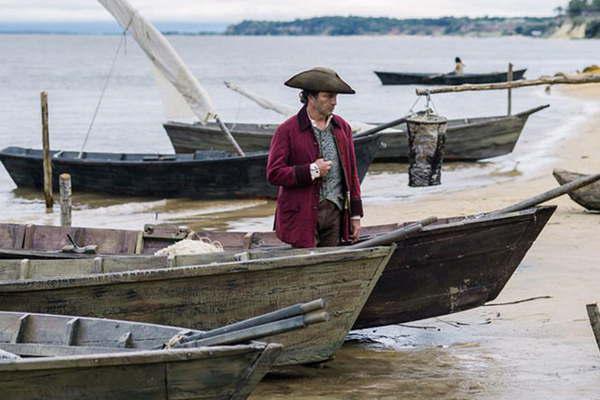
454, 57, 465, 75
267, 67, 363, 248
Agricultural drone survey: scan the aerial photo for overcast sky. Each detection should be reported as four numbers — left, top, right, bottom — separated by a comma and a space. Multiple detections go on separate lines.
0, 0, 567, 23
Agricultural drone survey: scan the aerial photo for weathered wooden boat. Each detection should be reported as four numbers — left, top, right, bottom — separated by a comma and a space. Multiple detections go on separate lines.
374, 69, 527, 85
164, 105, 548, 161
0, 246, 392, 366
180, 206, 556, 328
0, 133, 381, 199
553, 169, 600, 211
0, 311, 281, 400
0, 205, 554, 328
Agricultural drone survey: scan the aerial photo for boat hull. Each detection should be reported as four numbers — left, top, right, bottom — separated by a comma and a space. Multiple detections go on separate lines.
353, 206, 555, 328
164, 106, 547, 162
553, 169, 600, 211
373, 69, 527, 85
0, 136, 381, 199
0, 247, 391, 366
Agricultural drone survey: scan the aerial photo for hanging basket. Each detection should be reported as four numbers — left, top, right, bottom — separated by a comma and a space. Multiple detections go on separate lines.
406, 109, 447, 187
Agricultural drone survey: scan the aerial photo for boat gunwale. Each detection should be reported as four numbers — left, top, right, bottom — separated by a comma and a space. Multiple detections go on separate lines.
0, 147, 271, 165
0, 342, 277, 372
0, 246, 392, 291
164, 105, 547, 138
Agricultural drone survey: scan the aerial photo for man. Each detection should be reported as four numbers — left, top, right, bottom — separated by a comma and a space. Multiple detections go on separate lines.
267, 67, 363, 248
454, 57, 465, 75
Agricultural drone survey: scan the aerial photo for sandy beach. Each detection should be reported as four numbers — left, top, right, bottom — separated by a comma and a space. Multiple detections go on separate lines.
253, 84, 600, 399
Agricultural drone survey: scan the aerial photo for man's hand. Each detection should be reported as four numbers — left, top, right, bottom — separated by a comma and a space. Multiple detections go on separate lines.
350, 219, 361, 242
315, 158, 332, 177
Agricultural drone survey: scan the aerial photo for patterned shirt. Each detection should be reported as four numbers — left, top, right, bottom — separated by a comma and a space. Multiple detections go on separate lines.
312, 122, 344, 210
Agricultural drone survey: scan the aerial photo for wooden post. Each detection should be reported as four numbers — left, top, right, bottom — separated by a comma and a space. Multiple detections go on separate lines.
41, 91, 53, 210
59, 173, 72, 227
415, 73, 600, 95
507, 63, 513, 116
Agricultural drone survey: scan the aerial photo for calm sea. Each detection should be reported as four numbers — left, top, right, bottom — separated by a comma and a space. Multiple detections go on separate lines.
0, 34, 598, 228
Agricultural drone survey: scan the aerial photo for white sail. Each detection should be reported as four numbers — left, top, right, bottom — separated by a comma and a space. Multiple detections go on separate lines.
97, 0, 215, 123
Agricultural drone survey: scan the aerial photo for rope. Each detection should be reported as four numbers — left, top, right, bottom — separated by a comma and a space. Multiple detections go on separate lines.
408, 95, 421, 113
78, 31, 127, 158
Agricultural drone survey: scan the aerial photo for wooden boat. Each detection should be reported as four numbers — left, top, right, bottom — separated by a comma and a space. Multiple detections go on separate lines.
163, 105, 548, 161
0, 132, 381, 199
374, 69, 527, 85
0, 311, 281, 400
0, 205, 554, 328
552, 169, 600, 211
0, 246, 392, 366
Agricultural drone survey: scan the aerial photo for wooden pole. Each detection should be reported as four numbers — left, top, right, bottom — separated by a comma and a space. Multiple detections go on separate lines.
215, 116, 246, 157
41, 91, 53, 210
507, 63, 513, 116
490, 172, 600, 215
586, 303, 600, 352
416, 73, 600, 96
59, 173, 72, 227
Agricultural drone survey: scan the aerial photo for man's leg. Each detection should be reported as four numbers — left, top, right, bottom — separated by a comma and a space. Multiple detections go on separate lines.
316, 201, 341, 247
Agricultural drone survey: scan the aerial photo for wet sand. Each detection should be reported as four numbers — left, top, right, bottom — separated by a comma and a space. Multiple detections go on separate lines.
252, 85, 600, 398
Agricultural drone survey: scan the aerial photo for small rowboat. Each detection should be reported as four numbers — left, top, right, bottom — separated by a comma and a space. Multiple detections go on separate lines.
0, 132, 381, 200
0, 246, 392, 366
374, 69, 527, 85
163, 105, 548, 162
552, 169, 600, 211
0, 205, 554, 329
0, 311, 281, 400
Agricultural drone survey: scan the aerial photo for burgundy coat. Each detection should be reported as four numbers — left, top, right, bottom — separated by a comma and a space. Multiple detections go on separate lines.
267, 106, 363, 248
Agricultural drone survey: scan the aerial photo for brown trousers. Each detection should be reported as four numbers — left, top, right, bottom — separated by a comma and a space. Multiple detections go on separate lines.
316, 200, 341, 247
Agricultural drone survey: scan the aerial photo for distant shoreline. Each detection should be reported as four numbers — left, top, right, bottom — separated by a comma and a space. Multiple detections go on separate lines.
2, 15, 598, 39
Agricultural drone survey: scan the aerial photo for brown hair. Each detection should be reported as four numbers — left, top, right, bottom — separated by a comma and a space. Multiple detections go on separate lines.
299, 90, 319, 104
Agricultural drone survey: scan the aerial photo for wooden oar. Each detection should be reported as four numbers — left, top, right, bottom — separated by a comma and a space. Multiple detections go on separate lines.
350, 216, 438, 249
164, 299, 325, 348
490, 172, 600, 215
175, 310, 329, 348
353, 115, 411, 139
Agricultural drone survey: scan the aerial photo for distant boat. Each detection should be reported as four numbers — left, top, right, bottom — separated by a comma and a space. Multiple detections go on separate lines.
164, 105, 549, 162
0, 132, 381, 199
553, 169, 600, 211
374, 69, 527, 85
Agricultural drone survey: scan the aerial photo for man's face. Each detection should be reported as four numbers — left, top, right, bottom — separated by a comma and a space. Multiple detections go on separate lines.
310, 92, 337, 116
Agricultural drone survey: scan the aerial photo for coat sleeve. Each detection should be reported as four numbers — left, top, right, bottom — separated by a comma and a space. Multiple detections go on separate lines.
347, 128, 364, 218
267, 126, 313, 188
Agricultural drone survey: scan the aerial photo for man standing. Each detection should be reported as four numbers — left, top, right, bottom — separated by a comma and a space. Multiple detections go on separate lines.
267, 67, 363, 248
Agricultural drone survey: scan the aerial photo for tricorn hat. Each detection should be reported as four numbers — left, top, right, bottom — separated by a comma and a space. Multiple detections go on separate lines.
284, 67, 355, 94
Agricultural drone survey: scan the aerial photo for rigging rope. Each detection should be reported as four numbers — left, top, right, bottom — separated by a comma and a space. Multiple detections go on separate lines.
78, 31, 127, 158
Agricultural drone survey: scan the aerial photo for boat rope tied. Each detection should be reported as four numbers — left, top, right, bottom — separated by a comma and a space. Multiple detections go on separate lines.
78, 31, 128, 158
